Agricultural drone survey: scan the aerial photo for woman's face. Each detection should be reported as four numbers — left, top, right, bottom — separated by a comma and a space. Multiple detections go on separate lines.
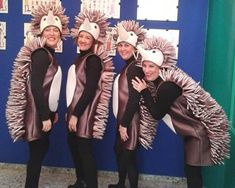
142, 61, 160, 81
117, 42, 135, 60
42, 26, 61, 48
77, 31, 94, 51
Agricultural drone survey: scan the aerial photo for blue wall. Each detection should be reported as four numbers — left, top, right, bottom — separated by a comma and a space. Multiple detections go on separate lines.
0, 0, 208, 177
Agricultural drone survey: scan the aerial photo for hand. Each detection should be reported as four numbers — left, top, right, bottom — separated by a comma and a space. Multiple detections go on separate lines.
131, 77, 147, 93
119, 125, 129, 141
53, 113, 59, 124
68, 115, 78, 132
42, 119, 52, 132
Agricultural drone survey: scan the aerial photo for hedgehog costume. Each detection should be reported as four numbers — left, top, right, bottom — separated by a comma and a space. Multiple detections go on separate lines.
66, 10, 114, 188
5, 3, 69, 188
134, 37, 230, 188
109, 20, 154, 188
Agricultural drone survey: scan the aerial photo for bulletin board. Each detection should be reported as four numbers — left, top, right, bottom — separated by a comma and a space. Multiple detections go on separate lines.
0, 0, 209, 177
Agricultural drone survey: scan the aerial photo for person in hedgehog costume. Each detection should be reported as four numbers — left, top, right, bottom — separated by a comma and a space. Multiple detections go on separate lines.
110, 20, 157, 188
131, 37, 230, 188
66, 10, 114, 188
5, 3, 69, 188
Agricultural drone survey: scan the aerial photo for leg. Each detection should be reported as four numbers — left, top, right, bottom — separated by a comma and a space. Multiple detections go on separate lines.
68, 133, 85, 179
125, 149, 138, 188
77, 137, 97, 188
25, 134, 49, 188
108, 138, 127, 188
184, 164, 203, 188
67, 133, 86, 188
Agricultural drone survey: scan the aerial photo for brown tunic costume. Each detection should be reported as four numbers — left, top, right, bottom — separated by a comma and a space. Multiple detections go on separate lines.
24, 49, 59, 141
169, 95, 212, 165
116, 61, 141, 150
6, 38, 61, 142
67, 52, 114, 139
142, 67, 230, 165
67, 53, 101, 138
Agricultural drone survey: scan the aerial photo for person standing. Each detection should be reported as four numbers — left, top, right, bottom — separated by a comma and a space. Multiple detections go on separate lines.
6, 3, 69, 188
109, 20, 155, 188
66, 10, 114, 188
131, 37, 230, 188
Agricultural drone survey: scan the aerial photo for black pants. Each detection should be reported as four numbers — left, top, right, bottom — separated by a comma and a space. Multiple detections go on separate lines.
114, 138, 139, 188
184, 164, 203, 188
68, 133, 98, 188
25, 133, 49, 188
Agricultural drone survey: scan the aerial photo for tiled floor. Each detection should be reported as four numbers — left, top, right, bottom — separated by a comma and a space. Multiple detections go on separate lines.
0, 163, 187, 188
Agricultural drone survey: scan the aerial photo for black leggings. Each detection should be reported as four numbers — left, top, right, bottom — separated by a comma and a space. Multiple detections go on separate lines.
68, 133, 97, 188
114, 140, 139, 188
184, 164, 203, 188
25, 134, 49, 188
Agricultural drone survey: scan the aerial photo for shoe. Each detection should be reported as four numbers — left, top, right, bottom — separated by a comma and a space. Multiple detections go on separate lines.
68, 179, 87, 188
108, 183, 126, 188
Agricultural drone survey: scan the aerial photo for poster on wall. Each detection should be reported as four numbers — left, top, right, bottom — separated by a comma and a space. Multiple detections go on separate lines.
146, 29, 180, 58
23, 0, 61, 14
0, 21, 6, 50
24, 22, 63, 53
24, 23, 34, 45
81, 0, 120, 19
137, 0, 178, 21
0, 0, 8, 13
103, 27, 116, 56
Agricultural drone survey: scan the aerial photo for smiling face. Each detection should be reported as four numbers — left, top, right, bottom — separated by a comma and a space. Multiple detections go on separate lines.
142, 60, 160, 81
42, 26, 61, 48
117, 42, 135, 61
77, 31, 94, 51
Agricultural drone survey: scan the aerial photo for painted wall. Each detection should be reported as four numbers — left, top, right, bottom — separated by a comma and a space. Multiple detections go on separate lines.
0, 0, 208, 177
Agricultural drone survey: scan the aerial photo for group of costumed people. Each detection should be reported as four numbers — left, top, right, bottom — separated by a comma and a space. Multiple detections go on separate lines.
5, 2, 230, 188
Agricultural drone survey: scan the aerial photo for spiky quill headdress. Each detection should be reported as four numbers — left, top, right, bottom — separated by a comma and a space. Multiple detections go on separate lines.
71, 10, 109, 43
113, 20, 146, 47
137, 37, 177, 68
30, 3, 70, 39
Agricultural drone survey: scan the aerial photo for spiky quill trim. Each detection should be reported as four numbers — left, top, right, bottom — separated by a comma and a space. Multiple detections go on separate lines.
71, 10, 109, 43
6, 38, 46, 142
31, 4, 70, 39
92, 46, 115, 139
139, 96, 158, 149
113, 20, 146, 44
160, 67, 230, 164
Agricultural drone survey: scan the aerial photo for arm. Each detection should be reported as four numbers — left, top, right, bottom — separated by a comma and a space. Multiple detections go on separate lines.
120, 65, 144, 127
68, 55, 102, 132
142, 81, 182, 120
31, 48, 52, 132
118, 65, 144, 141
